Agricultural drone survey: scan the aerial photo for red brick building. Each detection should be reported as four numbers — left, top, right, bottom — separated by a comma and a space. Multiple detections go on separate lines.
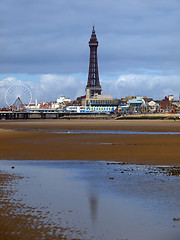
160, 96, 172, 111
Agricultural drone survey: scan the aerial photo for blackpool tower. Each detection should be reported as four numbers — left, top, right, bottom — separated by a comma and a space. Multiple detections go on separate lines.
86, 26, 102, 97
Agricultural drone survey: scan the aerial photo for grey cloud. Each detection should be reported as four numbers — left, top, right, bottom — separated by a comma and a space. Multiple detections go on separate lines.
0, 0, 180, 75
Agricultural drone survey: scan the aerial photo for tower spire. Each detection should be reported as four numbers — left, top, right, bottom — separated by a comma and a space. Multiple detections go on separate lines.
86, 26, 102, 97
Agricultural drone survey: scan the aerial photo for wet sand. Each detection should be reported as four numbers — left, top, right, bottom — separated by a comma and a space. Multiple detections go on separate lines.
0, 119, 180, 165
0, 120, 180, 165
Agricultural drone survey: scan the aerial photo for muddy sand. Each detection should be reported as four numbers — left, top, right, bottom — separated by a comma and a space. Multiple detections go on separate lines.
0, 119, 180, 165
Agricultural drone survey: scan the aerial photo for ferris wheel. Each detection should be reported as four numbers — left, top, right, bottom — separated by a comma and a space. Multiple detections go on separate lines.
5, 84, 32, 107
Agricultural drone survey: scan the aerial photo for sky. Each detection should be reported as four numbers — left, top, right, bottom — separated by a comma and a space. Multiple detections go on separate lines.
0, 0, 180, 106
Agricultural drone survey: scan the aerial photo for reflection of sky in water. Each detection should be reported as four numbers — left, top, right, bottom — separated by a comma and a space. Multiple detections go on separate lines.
10, 128, 180, 135
1, 161, 180, 240
52, 130, 180, 135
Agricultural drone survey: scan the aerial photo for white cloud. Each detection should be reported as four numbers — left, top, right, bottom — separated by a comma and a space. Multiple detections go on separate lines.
101, 74, 180, 100
35, 74, 85, 101
0, 74, 85, 107
0, 74, 179, 107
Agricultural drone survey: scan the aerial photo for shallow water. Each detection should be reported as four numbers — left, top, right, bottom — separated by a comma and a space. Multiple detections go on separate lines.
9, 128, 180, 134
1, 160, 180, 240
50, 129, 180, 135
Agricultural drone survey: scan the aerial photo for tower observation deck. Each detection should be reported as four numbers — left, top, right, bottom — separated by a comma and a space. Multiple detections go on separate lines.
86, 26, 102, 97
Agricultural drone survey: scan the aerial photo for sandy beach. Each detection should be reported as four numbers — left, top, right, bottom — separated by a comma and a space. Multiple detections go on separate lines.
0, 119, 180, 239
0, 119, 180, 165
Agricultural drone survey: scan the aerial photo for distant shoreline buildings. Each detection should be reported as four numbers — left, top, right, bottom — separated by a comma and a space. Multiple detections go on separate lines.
0, 27, 180, 114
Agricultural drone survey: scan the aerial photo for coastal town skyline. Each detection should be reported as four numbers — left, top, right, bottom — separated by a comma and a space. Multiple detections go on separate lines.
0, 0, 180, 106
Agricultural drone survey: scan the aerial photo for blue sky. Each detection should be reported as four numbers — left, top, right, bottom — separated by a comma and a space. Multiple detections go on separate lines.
0, 0, 180, 106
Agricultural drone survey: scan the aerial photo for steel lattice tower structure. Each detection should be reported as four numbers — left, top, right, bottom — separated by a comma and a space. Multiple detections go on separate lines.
86, 26, 102, 97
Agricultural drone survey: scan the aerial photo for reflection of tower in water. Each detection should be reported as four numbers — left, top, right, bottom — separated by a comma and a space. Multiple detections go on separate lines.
89, 192, 98, 225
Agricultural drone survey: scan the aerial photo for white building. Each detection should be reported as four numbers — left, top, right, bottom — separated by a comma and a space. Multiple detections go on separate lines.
51, 102, 60, 109
148, 101, 159, 112
57, 96, 71, 104
128, 96, 144, 107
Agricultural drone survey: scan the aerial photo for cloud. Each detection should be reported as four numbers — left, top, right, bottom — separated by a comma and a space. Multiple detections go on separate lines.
0, 74, 85, 107
102, 74, 180, 100
0, 0, 180, 75
34, 74, 85, 101
0, 73, 179, 107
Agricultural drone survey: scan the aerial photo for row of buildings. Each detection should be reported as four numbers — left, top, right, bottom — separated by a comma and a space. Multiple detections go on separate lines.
26, 94, 180, 114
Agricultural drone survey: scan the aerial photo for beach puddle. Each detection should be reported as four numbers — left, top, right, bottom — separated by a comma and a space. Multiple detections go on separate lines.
8, 128, 180, 135
0, 160, 180, 240
50, 129, 180, 135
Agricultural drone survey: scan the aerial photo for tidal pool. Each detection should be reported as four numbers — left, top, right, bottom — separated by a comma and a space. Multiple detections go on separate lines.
9, 128, 180, 135
0, 160, 180, 240
50, 130, 180, 135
